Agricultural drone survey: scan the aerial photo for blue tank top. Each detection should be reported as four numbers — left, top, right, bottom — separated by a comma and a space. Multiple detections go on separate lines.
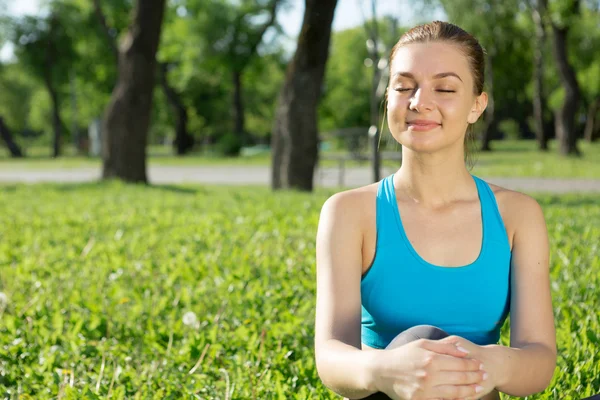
361, 174, 511, 349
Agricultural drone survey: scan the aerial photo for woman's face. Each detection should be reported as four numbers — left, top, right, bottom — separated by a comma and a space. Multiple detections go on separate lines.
386, 41, 487, 155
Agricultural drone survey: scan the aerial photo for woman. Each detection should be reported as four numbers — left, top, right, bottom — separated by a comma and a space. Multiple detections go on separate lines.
314, 21, 556, 400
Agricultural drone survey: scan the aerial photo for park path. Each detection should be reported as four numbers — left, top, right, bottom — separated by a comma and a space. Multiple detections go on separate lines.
1, 165, 600, 193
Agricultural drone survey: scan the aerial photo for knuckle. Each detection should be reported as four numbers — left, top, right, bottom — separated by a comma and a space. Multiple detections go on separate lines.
422, 353, 436, 367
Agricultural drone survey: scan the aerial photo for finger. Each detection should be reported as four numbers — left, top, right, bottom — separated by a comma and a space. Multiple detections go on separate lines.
420, 339, 472, 358
427, 353, 484, 372
433, 370, 487, 386
430, 383, 483, 399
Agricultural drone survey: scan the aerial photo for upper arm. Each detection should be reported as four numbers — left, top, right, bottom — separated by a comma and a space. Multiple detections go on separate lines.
507, 193, 556, 354
314, 192, 364, 356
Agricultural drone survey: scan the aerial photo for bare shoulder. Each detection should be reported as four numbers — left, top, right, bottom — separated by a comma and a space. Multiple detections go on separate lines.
319, 183, 379, 225
487, 182, 544, 216
485, 182, 547, 247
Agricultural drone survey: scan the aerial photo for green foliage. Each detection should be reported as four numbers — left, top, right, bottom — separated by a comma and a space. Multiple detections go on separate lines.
1, 0, 599, 154
10, 5, 78, 88
157, 0, 286, 143
244, 52, 286, 137
0, 183, 599, 397
216, 132, 243, 156
0, 64, 37, 132
320, 26, 371, 132
497, 119, 521, 140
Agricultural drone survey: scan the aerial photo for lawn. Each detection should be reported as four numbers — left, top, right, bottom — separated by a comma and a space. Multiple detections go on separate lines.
1, 139, 599, 179
0, 183, 599, 399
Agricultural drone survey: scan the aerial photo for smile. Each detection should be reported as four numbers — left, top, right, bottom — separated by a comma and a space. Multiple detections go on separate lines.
406, 122, 441, 131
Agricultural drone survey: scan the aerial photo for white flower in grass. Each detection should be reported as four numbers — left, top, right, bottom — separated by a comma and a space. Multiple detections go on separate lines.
183, 311, 199, 328
0, 292, 8, 310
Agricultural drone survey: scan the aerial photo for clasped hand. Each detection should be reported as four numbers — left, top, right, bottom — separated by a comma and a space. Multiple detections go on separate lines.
373, 335, 496, 400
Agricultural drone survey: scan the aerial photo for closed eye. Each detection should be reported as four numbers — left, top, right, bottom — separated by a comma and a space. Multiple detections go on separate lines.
394, 88, 455, 93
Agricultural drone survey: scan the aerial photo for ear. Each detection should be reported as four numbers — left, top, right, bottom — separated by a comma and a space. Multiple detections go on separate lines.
467, 92, 488, 124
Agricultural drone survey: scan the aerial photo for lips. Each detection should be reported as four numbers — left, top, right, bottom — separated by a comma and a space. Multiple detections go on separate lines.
406, 120, 441, 131
407, 119, 441, 126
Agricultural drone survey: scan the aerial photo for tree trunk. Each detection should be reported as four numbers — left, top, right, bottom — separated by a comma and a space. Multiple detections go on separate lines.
0, 117, 24, 157
545, 0, 582, 156
159, 62, 194, 155
532, 1, 549, 150
552, 25, 581, 156
45, 15, 62, 158
584, 98, 599, 142
232, 69, 245, 150
480, 52, 494, 151
101, 0, 167, 183
270, 0, 338, 191
46, 83, 63, 158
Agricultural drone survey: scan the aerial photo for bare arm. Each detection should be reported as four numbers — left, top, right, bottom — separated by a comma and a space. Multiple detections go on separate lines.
314, 191, 380, 398
483, 193, 557, 396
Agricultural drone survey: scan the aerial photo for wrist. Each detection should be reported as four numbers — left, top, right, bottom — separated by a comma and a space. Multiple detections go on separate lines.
362, 349, 385, 393
481, 344, 507, 389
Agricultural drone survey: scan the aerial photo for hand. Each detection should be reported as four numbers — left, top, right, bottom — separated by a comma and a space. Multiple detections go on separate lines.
371, 337, 488, 400
436, 336, 498, 400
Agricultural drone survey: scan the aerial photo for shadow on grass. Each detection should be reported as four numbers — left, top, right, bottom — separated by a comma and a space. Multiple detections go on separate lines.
0, 180, 210, 196
147, 184, 209, 195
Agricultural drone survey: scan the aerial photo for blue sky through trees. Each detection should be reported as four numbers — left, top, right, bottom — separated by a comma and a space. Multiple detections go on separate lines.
1, 0, 445, 61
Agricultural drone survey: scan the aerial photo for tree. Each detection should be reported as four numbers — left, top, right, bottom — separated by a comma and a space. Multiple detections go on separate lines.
530, 0, 551, 150
159, 61, 194, 154
10, 7, 78, 157
569, 4, 600, 143
188, 0, 282, 155
271, 0, 338, 191
101, 0, 167, 182
0, 116, 24, 157
542, 0, 583, 155
583, 97, 599, 142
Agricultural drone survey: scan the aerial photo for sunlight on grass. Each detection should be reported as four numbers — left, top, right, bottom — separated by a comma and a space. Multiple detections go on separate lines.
0, 183, 598, 397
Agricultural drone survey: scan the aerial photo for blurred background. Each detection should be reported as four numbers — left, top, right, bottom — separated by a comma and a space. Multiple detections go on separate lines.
0, 0, 598, 190
0, 0, 599, 398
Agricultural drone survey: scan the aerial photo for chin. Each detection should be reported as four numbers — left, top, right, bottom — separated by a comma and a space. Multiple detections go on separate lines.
395, 132, 447, 154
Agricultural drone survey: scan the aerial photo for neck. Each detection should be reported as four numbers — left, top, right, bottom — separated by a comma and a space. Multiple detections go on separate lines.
394, 146, 475, 208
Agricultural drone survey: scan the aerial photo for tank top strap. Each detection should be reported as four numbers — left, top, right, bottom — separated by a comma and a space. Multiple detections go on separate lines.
375, 174, 402, 248
472, 175, 511, 249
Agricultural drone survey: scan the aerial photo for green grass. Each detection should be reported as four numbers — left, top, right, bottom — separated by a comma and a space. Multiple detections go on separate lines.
1, 139, 599, 178
0, 183, 599, 399
469, 140, 600, 178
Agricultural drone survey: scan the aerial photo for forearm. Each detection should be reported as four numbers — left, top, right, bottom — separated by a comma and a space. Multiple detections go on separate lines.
316, 339, 380, 399
484, 343, 556, 396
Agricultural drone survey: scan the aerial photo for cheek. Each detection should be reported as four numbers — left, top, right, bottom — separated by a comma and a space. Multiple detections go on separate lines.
438, 99, 472, 123
387, 95, 407, 120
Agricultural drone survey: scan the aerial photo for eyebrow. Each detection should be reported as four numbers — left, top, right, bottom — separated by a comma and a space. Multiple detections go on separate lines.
392, 72, 463, 82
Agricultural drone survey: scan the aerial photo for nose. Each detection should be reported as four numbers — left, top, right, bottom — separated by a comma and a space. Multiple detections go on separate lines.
409, 88, 434, 112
